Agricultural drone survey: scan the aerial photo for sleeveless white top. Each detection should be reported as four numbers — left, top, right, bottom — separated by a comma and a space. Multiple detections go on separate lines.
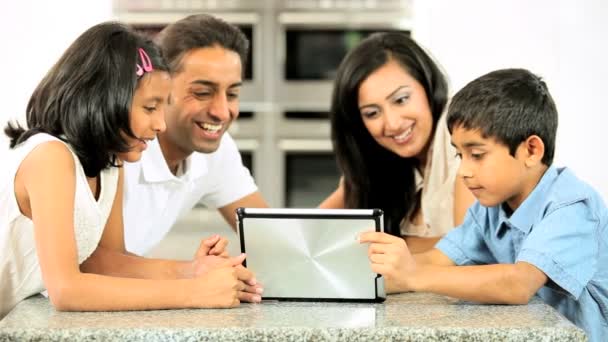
0, 133, 118, 318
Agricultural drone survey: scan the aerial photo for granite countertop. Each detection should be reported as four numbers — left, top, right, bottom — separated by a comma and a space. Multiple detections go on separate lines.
0, 292, 586, 341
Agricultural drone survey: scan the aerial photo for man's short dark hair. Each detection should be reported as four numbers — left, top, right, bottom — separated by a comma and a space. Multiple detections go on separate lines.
156, 14, 249, 74
447, 68, 558, 165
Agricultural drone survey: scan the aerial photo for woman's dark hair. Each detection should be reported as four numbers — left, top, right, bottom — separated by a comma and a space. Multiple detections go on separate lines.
4, 22, 169, 177
331, 32, 448, 236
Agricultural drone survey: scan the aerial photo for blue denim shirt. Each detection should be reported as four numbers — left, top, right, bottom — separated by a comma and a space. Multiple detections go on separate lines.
436, 166, 608, 342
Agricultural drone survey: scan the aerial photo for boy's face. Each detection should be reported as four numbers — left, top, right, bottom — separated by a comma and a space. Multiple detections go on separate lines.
451, 125, 532, 210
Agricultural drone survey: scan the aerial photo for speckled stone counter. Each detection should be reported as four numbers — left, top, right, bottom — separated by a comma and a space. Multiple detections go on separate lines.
0, 293, 586, 341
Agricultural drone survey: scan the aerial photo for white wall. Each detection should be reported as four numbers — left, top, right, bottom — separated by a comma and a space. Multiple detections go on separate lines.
2, 0, 607, 200
0, 0, 112, 135
413, 0, 608, 200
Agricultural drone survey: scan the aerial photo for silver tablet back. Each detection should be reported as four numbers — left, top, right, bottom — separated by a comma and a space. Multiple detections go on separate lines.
238, 208, 385, 302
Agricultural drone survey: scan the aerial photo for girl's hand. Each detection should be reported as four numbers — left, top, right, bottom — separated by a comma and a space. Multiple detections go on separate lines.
358, 232, 417, 293
191, 254, 262, 307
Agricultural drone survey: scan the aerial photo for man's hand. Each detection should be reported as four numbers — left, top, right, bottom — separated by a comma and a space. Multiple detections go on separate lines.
199, 234, 229, 257
359, 231, 417, 293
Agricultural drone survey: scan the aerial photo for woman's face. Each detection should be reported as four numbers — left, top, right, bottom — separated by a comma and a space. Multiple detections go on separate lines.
117, 71, 172, 162
358, 59, 434, 160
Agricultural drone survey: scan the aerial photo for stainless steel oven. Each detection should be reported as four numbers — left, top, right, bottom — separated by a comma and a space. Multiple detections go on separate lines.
114, 0, 265, 104
275, 0, 413, 109
276, 138, 340, 208
114, 0, 414, 208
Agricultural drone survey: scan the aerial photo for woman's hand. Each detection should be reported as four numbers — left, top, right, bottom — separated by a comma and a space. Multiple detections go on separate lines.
358, 232, 417, 293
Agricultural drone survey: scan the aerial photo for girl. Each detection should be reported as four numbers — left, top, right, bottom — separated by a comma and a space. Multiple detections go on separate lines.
0, 22, 260, 319
320, 32, 475, 253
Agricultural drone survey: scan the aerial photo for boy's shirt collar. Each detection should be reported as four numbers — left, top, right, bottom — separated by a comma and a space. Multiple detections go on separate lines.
495, 166, 558, 237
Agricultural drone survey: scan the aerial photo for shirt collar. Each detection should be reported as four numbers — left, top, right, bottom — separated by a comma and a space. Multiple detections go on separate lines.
495, 166, 559, 236
140, 138, 208, 183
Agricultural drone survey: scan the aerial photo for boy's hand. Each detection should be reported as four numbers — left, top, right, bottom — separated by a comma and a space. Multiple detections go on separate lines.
359, 231, 417, 293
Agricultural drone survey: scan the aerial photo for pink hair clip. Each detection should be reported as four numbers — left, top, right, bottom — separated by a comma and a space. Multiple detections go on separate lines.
135, 48, 153, 77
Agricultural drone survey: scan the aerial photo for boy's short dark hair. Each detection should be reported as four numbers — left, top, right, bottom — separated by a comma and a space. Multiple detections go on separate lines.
156, 14, 249, 75
447, 68, 558, 165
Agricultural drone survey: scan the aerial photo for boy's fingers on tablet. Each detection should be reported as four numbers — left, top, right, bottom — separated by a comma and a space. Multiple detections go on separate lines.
370, 263, 390, 275
359, 231, 396, 244
369, 253, 389, 264
368, 242, 389, 256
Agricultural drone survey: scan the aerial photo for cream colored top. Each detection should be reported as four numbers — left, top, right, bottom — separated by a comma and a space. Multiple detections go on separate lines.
0, 133, 118, 319
400, 114, 460, 237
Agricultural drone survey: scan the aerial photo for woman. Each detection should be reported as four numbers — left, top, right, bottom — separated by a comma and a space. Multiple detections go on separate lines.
320, 32, 475, 253
0, 22, 261, 319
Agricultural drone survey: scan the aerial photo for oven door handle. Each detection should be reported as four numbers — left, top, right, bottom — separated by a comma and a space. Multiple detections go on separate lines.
278, 139, 333, 152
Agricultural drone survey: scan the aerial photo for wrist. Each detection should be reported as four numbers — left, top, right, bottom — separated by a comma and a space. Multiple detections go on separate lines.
175, 260, 195, 279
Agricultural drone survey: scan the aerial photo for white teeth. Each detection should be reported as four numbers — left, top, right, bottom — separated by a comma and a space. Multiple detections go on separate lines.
199, 122, 222, 132
394, 126, 413, 141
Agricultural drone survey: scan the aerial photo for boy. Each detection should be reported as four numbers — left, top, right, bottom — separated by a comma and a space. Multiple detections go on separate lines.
360, 68, 608, 342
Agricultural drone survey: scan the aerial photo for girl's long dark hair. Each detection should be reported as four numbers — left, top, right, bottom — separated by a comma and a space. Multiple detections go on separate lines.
4, 22, 168, 177
331, 32, 448, 236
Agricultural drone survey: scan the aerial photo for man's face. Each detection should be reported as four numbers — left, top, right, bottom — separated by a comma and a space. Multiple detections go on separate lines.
165, 45, 242, 154
451, 125, 530, 210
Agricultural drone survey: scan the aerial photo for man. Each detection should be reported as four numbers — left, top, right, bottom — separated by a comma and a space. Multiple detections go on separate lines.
123, 14, 268, 256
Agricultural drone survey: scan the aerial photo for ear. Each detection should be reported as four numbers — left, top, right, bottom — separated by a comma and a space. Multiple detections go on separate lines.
520, 135, 545, 167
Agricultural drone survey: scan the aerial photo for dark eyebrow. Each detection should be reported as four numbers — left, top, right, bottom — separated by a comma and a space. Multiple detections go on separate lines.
359, 85, 411, 111
385, 85, 410, 100
145, 96, 165, 103
190, 80, 243, 89
451, 141, 486, 149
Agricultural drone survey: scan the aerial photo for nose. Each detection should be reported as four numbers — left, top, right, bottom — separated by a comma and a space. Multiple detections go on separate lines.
457, 158, 473, 179
153, 107, 167, 134
208, 93, 231, 122
383, 108, 402, 135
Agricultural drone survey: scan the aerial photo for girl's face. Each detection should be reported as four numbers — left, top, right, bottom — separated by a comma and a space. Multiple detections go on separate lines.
358, 59, 434, 160
117, 71, 171, 162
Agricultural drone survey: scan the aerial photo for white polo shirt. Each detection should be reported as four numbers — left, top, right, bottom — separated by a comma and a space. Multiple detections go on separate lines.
122, 133, 257, 255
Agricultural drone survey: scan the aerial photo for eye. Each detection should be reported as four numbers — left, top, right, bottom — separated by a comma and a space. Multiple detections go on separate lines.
143, 106, 156, 113
361, 109, 379, 119
471, 152, 485, 160
227, 92, 239, 100
394, 94, 410, 105
454, 152, 462, 159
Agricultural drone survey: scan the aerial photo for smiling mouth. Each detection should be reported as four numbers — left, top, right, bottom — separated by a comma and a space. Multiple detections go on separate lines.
196, 121, 223, 133
391, 125, 414, 143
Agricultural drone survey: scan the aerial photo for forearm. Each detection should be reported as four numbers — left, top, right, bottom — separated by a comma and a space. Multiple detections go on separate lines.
49, 272, 195, 311
81, 246, 194, 279
410, 263, 535, 304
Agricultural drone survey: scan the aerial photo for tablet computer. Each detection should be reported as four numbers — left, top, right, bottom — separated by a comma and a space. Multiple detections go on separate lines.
237, 208, 386, 302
